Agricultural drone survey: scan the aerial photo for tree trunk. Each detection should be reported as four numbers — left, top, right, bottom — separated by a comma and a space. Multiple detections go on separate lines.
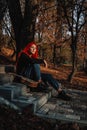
0, 0, 7, 21
53, 44, 56, 66
83, 38, 87, 73
68, 40, 77, 83
6, 0, 23, 56
68, 59, 77, 83
6, 0, 38, 58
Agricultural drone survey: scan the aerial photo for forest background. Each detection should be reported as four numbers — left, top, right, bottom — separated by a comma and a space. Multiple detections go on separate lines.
0, 0, 87, 129
0, 0, 87, 87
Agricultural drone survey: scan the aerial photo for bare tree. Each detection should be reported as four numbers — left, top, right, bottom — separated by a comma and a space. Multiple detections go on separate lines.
58, 0, 87, 82
0, 0, 7, 21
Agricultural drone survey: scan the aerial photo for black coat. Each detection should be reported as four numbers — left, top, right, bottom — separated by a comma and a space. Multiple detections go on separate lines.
16, 52, 44, 75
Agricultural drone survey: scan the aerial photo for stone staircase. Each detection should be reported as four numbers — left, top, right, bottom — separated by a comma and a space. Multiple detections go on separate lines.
0, 65, 87, 126
36, 89, 87, 125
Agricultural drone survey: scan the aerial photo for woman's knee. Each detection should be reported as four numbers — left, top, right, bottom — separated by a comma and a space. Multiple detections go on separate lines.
33, 64, 41, 81
42, 73, 53, 80
33, 64, 40, 68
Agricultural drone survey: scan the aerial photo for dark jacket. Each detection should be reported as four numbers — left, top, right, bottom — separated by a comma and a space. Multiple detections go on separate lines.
16, 52, 44, 75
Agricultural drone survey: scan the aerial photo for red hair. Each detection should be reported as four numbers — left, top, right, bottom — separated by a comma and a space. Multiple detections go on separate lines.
19, 41, 38, 59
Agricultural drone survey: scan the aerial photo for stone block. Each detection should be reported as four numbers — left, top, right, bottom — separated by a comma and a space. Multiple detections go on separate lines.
5, 65, 15, 73
0, 74, 14, 84
8, 82, 28, 96
0, 66, 5, 73
33, 92, 51, 113
0, 84, 22, 100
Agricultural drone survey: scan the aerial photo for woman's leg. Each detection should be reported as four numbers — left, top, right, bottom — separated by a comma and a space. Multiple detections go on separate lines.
41, 73, 71, 100
32, 64, 41, 81
23, 64, 33, 78
24, 64, 41, 82
41, 73, 61, 91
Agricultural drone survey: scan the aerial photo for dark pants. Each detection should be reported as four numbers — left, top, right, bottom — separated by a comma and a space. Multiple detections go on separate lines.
24, 64, 60, 90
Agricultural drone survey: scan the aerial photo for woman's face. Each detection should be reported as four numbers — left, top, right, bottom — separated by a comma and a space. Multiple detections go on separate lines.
29, 44, 37, 54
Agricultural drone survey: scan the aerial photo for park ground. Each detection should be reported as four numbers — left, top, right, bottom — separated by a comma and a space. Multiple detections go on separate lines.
41, 64, 87, 91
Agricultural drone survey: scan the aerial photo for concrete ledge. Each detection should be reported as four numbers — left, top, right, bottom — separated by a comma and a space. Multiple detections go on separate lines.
0, 96, 20, 111
35, 89, 87, 126
0, 83, 28, 100
0, 73, 14, 84
0, 65, 15, 73
33, 92, 51, 113
36, 112, 87, 126
12, 91, 52, 112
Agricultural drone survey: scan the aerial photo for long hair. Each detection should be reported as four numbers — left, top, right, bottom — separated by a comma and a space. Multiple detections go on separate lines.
23, 41, 38, 58
18, 41, 38, 59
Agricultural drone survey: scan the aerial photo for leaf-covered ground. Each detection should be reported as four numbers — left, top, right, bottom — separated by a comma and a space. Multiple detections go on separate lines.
41, 65, 87, 91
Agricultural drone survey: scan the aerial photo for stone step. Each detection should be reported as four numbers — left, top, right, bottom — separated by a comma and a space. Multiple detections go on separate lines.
0, 66, 5, 73
0, 65, 15, 73
0, 81, 52, 113
0, 65, 15, 84
0, 72, 38, 88
12, 89, 52, 112
0, 73, 14, 84
1, 66, 87, 125
0, 96, 20, 111
0, 83, 28, 100
35, 89, 87, 126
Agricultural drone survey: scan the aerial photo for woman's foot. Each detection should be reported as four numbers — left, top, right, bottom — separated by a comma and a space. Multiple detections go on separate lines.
57, 90, 72, 101
37, 82, 48, 91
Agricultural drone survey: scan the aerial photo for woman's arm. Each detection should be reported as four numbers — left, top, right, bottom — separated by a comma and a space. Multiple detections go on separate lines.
20, 53, 45, 64
43, 59, 48, 68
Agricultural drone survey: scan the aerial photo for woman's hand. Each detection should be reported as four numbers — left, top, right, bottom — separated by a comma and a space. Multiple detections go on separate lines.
43, 59, 48, 68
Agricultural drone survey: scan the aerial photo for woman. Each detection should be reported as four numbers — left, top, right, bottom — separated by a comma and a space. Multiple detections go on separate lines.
16, 41, 71, 100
